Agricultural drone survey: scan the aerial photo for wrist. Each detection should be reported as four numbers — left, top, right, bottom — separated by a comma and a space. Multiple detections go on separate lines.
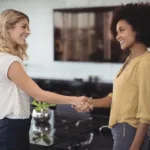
67, 96, 77, 105
90, 97, 95, 107
88, 98, 95, 110
93, 99, 96, 107
70, 96, 77, 105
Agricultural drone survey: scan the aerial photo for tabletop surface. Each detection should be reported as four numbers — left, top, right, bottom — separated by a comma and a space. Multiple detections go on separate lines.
29, 105, 111, 149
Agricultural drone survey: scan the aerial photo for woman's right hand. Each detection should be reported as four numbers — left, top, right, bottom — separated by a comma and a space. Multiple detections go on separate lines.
72, 96, 94, 112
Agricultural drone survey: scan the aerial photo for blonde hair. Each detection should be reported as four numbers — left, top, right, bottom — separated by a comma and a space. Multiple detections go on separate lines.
0, 9, 29, 60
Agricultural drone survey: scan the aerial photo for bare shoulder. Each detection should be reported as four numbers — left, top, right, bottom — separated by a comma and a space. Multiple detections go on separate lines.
7, 61, 43, 99
8, 61, 28, 81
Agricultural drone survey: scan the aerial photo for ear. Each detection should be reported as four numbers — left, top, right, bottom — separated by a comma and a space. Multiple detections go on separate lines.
7, 26, 14, 34
7, 29, 10, 33
7, 24, 15, 32
7, 27, 11, 33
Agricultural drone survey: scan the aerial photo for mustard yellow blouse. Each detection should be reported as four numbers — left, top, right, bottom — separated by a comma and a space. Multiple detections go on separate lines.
109, 51, 150, 128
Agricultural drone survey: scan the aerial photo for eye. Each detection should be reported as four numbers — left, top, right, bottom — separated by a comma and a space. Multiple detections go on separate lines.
22, 26, 26, 29
119, 28, 125, 33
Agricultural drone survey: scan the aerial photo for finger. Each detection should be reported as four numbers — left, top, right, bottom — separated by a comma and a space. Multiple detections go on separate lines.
73, 105, 85, 112
81, 96, 88, 103
80, 103, 90, 112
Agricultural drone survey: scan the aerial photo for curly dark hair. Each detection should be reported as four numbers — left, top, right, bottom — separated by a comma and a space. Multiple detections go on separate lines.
110, 3, 150, 47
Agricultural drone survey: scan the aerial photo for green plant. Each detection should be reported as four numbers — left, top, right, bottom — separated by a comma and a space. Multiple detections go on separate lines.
32, 133, 51, 145
31, 99, 56, 112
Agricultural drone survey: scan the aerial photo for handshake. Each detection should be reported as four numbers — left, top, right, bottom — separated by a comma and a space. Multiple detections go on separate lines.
72, 96, 95, 112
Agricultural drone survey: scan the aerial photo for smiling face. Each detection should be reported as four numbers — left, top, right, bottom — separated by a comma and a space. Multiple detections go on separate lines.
8, 18, 30, 46
116, 19, 137, 50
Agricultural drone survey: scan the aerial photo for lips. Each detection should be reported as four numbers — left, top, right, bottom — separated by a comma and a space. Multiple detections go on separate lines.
21, 36, 27, 39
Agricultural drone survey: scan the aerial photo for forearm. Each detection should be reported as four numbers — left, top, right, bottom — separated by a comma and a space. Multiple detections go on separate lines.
35, 90, 76, 105
18, 77, 76, 105
130, 123, 149, 149
8, 62, 77, 105
93, 96, 112, 108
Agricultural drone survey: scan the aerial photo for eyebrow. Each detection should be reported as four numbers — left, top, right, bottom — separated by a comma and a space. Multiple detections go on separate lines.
22, 23, 29, 28
116, 27, 125, 32
22, 23, 27, 26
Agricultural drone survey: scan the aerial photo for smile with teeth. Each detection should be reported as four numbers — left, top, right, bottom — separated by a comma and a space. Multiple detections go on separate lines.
119, 40, 124, 45
21, 36, 27, 40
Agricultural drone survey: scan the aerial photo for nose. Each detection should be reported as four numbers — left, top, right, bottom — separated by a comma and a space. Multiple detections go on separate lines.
116, 32, 121, 42
26, 27, 30, 35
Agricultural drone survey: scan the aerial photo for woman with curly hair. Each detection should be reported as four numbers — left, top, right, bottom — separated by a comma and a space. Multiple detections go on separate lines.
0, 9, 90, 150
109, 3, 150, 150
76, 3, 150, 150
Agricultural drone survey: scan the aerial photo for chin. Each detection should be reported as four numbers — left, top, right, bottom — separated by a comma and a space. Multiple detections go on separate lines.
120, 47, 126, 51
120, 45, 128, 51
17, 41, 26, 45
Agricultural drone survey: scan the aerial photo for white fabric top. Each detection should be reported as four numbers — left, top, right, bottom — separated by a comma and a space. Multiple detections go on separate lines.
0, 52, 30, 119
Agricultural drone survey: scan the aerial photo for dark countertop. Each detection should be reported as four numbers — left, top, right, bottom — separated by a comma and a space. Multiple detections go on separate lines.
29, 105, 113, 150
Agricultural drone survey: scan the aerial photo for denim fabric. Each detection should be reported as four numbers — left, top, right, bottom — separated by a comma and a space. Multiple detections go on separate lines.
111, 123, 149, 150
0, 117, 31, 150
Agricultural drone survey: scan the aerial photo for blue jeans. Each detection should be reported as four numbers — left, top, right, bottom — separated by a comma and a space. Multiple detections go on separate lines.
111, 123, 149, 150
0, 117, 31, 150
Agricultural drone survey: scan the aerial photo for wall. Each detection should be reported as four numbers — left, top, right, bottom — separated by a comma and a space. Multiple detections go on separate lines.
0, 0, 148, 83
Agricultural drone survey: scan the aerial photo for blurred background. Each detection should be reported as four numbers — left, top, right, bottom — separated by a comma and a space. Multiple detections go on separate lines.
1, 0, 145, 83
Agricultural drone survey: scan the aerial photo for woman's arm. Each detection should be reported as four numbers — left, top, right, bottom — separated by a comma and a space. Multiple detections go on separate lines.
8, 61, 87, 107
130, 123, 149, 150
74, 95, 112, 112
92, 96, 112, 108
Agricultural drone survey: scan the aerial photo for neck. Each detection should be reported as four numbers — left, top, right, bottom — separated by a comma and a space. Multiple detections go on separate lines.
130, 43, 147, 58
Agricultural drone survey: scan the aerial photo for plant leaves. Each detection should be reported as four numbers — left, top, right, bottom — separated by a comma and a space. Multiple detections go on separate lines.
42, 103, 56, 108
31, 99, 40, 107
42, 103, 50, 107
32, 99, 56, 110
43, 134, 51, 145
35, 107, 42, 112
32, 137, 41, 143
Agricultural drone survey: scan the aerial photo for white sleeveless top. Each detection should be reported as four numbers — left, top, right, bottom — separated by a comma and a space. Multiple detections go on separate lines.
0, 52, 30, 119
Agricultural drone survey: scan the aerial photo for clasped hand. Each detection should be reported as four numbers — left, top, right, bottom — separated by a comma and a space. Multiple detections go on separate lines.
73, 96, 94, 112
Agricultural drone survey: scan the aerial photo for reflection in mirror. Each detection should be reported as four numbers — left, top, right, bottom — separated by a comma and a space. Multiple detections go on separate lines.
32, 122, 51, 145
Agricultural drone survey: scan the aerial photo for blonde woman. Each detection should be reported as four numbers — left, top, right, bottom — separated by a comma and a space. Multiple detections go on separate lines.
0, 9, 91, 150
